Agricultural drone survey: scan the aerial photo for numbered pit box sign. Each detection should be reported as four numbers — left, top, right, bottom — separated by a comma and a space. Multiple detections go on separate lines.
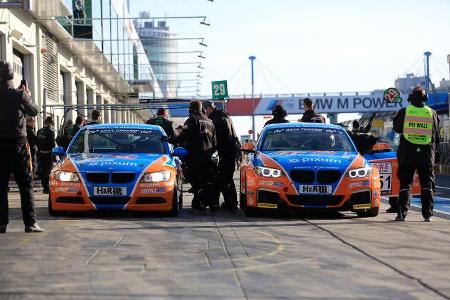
211, 80, 228, 100
372, 162, 392, 195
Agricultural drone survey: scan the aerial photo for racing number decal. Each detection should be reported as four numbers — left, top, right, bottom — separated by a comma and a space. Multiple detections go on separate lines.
372, 162, 392, 195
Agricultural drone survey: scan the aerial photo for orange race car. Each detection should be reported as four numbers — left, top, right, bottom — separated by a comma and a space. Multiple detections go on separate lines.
48, 124, 186, 216
240, 123, 382, 217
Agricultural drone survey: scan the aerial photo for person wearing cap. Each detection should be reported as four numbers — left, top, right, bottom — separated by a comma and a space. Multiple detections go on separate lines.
300, 98, 325, 123
203, 100, 240, 210
393, 86, 440, 222
36, 116, 56, 195
264, 104, 289, 127
176, 101, 217, 211
146, 108, 175, 138
0, 61, 43, 233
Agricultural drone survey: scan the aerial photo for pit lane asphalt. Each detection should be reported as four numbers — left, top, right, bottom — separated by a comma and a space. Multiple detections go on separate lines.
1, 177, 450, 300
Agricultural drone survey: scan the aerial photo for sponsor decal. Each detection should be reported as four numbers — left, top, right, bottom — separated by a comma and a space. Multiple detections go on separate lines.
257, 203, 278, 209
302, 157, 342, 164
88, 161, 139, 167
141, 188, 166, 194
259, 181, 284, 187
300, 185, 332, 194
248, 198, 255, 205
94, 187, 127, 196
57, 182, 81, 187
353, 203, 372, 210
140, 183, 164, 187
55, 187, 79, 193
348, 181, 370, 188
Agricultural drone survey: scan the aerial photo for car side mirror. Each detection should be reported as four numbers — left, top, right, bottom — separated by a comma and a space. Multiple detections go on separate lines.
172, 147, 188, 157
52, 146, 66, 157
241, 142, 256, 153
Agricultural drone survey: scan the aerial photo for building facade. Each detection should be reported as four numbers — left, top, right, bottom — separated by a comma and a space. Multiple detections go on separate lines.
0, 0, 160, 130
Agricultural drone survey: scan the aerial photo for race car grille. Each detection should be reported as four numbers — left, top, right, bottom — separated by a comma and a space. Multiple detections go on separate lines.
286, 195, 344, 206
55, 197, 84, 204
290, 170, 315, 183
350, 191, 371, 205
90, 197, 130, 205
112, 173, 135, 183
257, 190, 280, 204
86, 172, 109, 183
317, 170, 341, 184
136, 197, 167, 205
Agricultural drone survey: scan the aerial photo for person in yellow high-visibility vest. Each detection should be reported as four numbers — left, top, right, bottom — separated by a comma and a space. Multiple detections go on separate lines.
393, 87, 440, 222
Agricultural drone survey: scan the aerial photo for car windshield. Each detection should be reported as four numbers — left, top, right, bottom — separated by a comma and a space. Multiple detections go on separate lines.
68, 128, 166, 154
261, 127, 355, 152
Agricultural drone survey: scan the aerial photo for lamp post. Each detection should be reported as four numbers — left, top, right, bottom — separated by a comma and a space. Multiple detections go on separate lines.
249, 55, 256, 141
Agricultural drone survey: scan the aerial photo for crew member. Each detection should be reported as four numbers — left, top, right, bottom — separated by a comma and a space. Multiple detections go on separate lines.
264, 104, 289, 127
0, 61, 43, 233
85, 110, 101, 125
69, 115, 84, 142
393, 87, 440, 222
203, 100, 239, 210
352, 113, 376, 134
177, 101, 217, 211
146, 108, 175, 138
26, 117, 38, 178
300, 98, 325, 123
36, 117, 56, 194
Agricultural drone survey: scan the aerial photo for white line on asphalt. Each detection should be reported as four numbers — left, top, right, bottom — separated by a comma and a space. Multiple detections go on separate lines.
436, 186, 450, 190
85, 249, 100, 265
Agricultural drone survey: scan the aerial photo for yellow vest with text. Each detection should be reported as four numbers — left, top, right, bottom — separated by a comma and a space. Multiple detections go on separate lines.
403, 105, 433, 145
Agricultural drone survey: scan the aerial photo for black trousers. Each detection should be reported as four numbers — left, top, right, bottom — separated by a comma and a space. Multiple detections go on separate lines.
0, 143, 36, 226
185, 158, 219, 207
218, 154, 237, 207
38, 153, 53, 191
397, 162, 434, 218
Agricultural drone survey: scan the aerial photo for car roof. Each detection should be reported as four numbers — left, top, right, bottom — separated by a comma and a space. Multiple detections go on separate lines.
83, 123, 165, 134
263, 122, 343, 130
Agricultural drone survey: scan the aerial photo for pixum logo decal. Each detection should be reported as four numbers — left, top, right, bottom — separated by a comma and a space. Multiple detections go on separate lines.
112, 155, 137, 160
302, 158, 342, 164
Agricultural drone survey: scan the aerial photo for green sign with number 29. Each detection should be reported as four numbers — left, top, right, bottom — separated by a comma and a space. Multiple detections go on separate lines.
211, 80, 228, 100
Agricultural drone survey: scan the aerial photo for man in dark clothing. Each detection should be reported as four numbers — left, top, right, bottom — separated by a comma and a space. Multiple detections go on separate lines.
176, 101, 218, 211
36, 117, 56, 194
69, 115, 84, 143
26, 117, 38, 179
146, 108, 175, 138
85, 110, 101, 125
203, 100, 239, 210
0, 61, 43, 233
352, 113, 376, 134
264, 104, 289, 127
300, 98, 326, 123
393, 87, 440, 222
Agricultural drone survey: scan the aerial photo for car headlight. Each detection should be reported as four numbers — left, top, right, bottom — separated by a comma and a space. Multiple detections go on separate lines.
54, 171, 80, 182
141, 171, 171, 183
348, 167, 372, 178
255, 166, 283, 178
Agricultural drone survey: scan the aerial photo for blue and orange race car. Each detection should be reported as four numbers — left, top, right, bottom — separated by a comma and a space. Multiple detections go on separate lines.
48, 124, 184, 216
240, 123, 382, 217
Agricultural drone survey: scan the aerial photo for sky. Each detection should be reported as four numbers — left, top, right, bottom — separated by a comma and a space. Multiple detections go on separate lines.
129, 0, 450, 98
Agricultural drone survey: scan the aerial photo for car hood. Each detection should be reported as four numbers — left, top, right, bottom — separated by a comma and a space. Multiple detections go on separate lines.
68, 153, 169, 174
262, 151, 359, 173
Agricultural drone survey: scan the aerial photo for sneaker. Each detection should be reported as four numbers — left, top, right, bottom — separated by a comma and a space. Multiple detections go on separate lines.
0, 225, 6, 233
385, 207, 397, 213
424, 217, 433, 222
395, 214, 406, 222
25, 223, 45, 233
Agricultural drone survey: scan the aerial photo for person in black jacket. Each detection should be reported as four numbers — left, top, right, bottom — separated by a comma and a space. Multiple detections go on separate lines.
393, 87, 440, 222
264, 104, 289, 127
300, 98, 325, 123
26, 117, 38, 179
0, 61, 43, 233
69, 115, 84, 143
176, 101, 218, 211
36, 117, 56, 194
85, 110, 101, 125
204, 100, 239, 210
146, 108, 175, 138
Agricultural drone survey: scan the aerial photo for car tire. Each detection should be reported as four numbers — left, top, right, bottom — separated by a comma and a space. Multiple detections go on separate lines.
356, 207, 379, 218
244, 207, 258, 217
48, 194, 64, 217
239, 192, 246, 210
178, 183, 184, 210
170, 186, 180, 217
